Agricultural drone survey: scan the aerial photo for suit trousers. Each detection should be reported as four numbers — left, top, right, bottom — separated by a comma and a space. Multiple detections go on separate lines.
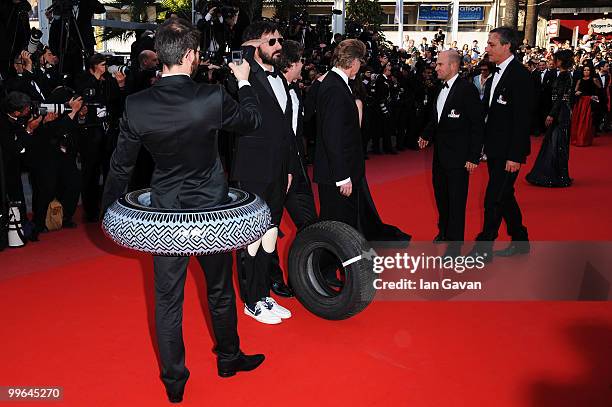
284, 171, 317, 231
432, 160, 469, 241
318, 182, 360, 230
153, 252, 240, 394
476, 158, 529, 244
236, 177, 288, 304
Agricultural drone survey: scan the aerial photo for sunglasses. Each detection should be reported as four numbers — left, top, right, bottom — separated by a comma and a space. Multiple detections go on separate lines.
267, 37, 284, 46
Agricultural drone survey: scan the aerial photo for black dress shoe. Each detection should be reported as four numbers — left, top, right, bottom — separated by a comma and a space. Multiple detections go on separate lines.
465, 247, 493, 264
494, 242, 531, 257
433, 234, 446, 244
166, 391, 183, 403
271, 281, 294, 297
218, 353, 265, 378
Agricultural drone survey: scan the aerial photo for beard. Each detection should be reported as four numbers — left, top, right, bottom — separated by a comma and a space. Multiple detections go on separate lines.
258, 47, 280, 66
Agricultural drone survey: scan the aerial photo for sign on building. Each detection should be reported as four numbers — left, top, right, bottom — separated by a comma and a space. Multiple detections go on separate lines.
589, 18, 612, 34
547, 19, 560, 38
417, 5, 485, 22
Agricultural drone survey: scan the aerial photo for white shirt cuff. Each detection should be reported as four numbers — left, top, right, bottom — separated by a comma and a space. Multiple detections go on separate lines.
335, 177, 351, 186
238, 80, 250, 89
205, 13, 212, 21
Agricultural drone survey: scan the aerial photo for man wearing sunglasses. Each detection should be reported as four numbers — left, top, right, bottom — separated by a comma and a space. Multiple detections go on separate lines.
231, 21, 298, 324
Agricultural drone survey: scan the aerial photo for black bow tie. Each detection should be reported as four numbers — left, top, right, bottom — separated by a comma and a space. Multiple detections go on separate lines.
266, 70, 279, 78
494, 67, 501, 74
443, 82, 449, 89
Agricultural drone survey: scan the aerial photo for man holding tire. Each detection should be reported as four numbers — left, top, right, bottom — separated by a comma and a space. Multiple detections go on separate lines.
101, 18, 264, 403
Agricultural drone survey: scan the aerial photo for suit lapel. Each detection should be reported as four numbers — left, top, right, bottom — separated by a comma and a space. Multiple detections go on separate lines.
440, 79, 460, 122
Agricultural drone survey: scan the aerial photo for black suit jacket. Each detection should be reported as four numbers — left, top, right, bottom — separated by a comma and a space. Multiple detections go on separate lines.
230, 51, 298, 183
101, 75, 261, 212
314, 70, 364, 185
483, 58, 534, 163
423, 77, 484, 169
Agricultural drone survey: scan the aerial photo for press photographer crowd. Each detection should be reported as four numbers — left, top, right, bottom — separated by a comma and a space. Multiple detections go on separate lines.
0, 0, 610, 249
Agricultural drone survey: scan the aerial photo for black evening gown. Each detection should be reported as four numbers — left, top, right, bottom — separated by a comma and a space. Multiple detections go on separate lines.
526, 71, 573, 187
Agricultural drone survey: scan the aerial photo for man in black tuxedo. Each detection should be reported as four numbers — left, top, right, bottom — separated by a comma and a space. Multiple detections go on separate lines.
101, 18, 264, 403
419, 50, 484, 257
315, 39, 410, 243
270, 40, 318, 294
231, 21, 295, 324
468, 27, 534, 261
539, 60, 558, 135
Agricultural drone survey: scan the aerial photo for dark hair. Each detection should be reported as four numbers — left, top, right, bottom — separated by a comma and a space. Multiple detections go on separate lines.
155, 18, 200, 67
277, 40, 303, 73
242, 21, 278, 42
2, 91, 31, 114
490, 26, 519, 53
88, 53, 106, 70
553, 49, 574, 70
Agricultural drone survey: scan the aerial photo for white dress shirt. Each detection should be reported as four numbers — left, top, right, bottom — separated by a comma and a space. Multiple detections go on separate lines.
489, 55, 514, 107
540, 69, 547, 84
258, 61, 287, 113
289, 87, 299, 135
436, 73, 459, 122
331, 67, 353, 187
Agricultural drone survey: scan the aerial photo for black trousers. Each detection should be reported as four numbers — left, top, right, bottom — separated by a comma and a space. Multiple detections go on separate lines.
432, 160, 469, 241
237, 177, 287, 304
153, 252, 240, 394
476, 158, 529, 244
30, 155, 81, 230
318, 182, 360, 231
371, 112, 394, 153
78, 127, 108, 220
269, 170, 318, 285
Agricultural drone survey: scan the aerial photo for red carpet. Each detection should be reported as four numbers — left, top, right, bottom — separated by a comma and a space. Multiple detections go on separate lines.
1, 136, 611, 406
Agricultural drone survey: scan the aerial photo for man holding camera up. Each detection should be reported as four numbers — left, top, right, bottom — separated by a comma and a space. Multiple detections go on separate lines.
101, 18, 264, 403
75, 54, 126, 222
0, 0, 31, 77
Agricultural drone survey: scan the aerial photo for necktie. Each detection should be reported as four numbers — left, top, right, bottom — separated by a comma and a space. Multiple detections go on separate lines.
266, 70, 278, 78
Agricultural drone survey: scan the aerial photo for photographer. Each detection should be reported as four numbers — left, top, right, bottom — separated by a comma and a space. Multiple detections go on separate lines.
34, 47, 63, 97
6, 51, 46, 102
0, 91, 40, 224
0, 0, 31, 77
75, 53, 126, 222
197, 1, 238, 64
26, 95, 84, 239
48, 0, 106, 79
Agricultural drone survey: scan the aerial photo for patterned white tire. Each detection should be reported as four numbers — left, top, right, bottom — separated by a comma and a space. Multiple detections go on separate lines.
102, 188, 271, 256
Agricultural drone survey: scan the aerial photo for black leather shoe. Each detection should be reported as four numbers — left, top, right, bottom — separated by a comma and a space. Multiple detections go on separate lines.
494, 242, 531, 257
166, 391, 183, 403
271, 281, 294, 297
218, 353, 265, 378
466, 247, 493, 264
433, 234, 446, 244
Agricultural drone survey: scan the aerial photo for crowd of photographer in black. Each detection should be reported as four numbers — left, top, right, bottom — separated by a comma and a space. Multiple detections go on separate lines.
0, 1, 611, 245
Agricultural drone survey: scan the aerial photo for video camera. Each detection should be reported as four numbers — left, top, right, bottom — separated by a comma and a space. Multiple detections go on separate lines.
30, 86, 101, 118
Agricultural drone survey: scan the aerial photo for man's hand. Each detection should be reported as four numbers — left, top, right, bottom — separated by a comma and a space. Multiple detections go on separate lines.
465, 161, 477, 174
229, 59, 250, 81
43, 112, 59, 123
339, 180, 353, 197
114, 71, 126, 87
287, 174, 293, 193
68, 96, 84, 112
26, 115, 43, 133
241, 39, 264, 48
418, 137, 429, 149
505, 160, 521, 173
20, 50, 32, 72
545, 115, 554, 128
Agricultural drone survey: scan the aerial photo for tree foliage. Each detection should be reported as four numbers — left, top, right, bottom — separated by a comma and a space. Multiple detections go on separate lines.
346, 0, 384, 31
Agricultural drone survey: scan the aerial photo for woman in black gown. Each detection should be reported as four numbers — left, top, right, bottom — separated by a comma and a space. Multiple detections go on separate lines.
526, 50, 574, 187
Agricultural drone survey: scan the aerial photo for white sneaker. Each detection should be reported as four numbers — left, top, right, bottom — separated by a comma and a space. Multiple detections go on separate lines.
263, 297, 292, 319
244, 302, 282, 324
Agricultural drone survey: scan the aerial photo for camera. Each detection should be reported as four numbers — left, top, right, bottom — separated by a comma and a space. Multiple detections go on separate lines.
107, 65, 129, 75
27, 28, 43, 55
